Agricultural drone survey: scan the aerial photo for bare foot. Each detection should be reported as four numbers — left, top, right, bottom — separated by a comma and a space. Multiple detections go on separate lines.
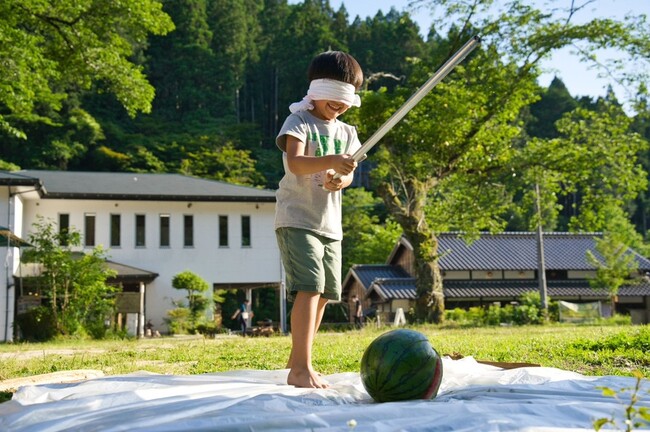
287, 367, 329, 388
286, 355, 322, 376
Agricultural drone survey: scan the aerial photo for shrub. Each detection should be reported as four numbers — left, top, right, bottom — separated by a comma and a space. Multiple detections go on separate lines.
194, 322, 230, 337
165, 307, 191, 335
445, 308, 467, 322
15, 306, 57, 341
485, 303, 502, 325
513, 304, 540, 325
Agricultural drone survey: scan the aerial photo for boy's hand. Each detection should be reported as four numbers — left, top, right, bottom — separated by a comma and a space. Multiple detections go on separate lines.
331, 154, 357, 176
324, 170, 344, 191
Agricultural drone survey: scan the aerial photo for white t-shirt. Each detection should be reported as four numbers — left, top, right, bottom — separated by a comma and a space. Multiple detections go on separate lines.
275, 110, 361, 240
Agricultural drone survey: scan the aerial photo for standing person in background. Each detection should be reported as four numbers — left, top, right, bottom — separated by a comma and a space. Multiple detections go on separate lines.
352, 294, 363, 328
275, 50, 364, 389
231, 299, 252, 337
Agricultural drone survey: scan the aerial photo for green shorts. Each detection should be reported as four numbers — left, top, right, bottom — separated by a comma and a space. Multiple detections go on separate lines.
275, 227, 342, 301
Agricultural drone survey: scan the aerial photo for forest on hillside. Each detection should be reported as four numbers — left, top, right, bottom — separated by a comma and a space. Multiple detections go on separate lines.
2, 0, 650, 320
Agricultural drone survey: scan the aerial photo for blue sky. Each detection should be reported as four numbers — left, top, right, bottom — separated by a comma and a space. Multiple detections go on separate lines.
291, 0, 648, 108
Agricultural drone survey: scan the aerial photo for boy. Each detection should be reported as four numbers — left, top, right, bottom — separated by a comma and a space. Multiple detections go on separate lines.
275, 51, 363, 388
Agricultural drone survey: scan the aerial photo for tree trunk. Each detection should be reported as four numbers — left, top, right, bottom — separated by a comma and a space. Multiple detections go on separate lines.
378, 179, 445, 323
410, 233, 444, 324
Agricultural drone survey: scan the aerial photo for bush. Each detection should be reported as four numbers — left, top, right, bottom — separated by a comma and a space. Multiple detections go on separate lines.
444, 307, 486, 326
193, 322, 230, 337
165, 307, 191, 334
15, 306, 57, 341
513, 304, 540, 325
85, 313, 109, 340
444, 292, 555, 327
485, 303, 502, 325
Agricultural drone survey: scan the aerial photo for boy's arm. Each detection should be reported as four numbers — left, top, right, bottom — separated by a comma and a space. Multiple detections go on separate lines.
285, 135, 356, 176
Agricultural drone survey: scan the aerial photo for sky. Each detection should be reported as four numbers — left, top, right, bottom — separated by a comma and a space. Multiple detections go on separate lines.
296, 0, 649, 107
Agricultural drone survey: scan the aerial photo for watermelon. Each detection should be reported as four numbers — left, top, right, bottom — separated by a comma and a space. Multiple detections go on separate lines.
360, 329, 443, 403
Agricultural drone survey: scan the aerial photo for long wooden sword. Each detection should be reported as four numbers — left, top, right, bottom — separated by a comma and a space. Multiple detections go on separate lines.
334, 35, 481, 179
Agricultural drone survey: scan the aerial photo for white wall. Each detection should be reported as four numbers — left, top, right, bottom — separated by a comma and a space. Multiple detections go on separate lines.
20, 198, 280, 331
568, 270, 597, 279
0, 191, 25, 341
0, 187, 10, 341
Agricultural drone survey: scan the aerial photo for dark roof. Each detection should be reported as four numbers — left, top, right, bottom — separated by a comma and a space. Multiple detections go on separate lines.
432, 232, 650, 271
0, 171, 42, 187
7, 170, 276, 202
16, 259, 159, 283
350, 264, 410, 289
355, 232, 650, 302
444, 279, 650, 299
105, 261, 158, 283
366, 278, 650, 301
367, 278, 416, 300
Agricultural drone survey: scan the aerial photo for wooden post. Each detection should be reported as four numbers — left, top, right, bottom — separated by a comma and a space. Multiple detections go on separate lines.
535, 183, 549, 319
138, 282, 145, 338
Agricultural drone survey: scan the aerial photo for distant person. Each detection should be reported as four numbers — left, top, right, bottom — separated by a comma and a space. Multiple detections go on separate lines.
352, 294, 363, 328
275, 50, 363, 388
145, 319, 154, 337
231, 299, 252, 336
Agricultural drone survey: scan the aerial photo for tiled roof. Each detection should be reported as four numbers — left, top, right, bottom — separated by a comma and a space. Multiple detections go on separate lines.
367, 278, 416, 300
444, 279, 650, 299
355, 231, 650, 302
366, 278, 650, 301
8, 170, 276, 202
436, 232, 650, 271
351, 264, 410, 289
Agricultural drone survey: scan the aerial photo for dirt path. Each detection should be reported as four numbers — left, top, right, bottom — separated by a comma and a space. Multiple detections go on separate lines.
0, 348, 108, 361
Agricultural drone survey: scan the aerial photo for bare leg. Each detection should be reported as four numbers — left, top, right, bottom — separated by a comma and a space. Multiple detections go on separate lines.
287, 291, 329, 388
286, 296, 328, 371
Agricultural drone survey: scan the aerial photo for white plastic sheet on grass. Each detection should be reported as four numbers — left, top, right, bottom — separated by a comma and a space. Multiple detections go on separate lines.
1, 356, 648, 431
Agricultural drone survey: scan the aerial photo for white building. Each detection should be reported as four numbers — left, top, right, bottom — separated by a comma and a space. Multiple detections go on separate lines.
0, 170, 281, 341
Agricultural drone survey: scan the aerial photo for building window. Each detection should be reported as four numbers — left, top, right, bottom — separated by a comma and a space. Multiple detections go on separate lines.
84, 213, 96, 247
59, 213, 70, 246
110, 214, 121, 247
160, 214, 170, 247
241, 215, 251, 247
219, 215, 228, 247
135, 214, 146, 247
184, 215, 194, 247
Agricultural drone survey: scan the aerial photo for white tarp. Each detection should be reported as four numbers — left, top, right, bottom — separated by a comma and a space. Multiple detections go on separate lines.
0, 356, 648, 431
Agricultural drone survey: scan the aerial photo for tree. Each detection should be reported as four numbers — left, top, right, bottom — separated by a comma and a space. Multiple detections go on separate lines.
347, 8, 425, 91
207, 0, 263, 120
342, 188, 402, 275
179, 141, 265, 186
0, 0, 174, 141
629, 85, 650, 236
145, 0, 216, 121
587, 230, 639, 315
357, 0, 650, 323
171, 270, 210, 325
21, 217, 117, 337
526, 77, 578, 139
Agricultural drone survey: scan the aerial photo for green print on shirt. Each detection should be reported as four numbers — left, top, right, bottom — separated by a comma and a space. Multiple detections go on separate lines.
310, 132, 345, 157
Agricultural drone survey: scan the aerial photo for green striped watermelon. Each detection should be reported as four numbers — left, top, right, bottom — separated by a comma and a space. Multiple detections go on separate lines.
360, 329, 443, 403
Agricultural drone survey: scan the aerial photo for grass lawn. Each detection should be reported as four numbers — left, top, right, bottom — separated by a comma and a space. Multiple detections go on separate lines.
0, 323, 648, 403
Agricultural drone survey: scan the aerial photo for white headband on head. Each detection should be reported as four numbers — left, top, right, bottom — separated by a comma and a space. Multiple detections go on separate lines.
289, 78, 361, 113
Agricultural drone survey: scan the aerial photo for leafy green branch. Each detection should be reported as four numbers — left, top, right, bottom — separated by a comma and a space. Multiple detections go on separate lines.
593, 370, 650, 431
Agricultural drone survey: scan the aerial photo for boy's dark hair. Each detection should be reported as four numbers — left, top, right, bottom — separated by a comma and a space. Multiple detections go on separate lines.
308, 51, 363, 90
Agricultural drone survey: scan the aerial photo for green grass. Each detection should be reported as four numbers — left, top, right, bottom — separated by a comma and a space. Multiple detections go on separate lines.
1, 323, 648, 404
